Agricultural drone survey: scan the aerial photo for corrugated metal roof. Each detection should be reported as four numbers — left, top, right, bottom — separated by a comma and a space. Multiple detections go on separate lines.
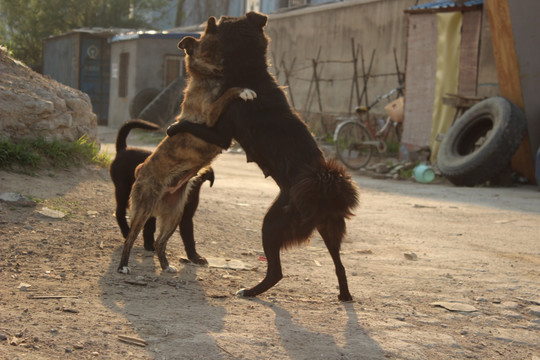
409, 0, 483, 11
110, 31, 200, 43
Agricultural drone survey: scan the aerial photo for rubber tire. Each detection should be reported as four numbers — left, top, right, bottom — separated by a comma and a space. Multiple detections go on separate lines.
334, 121, 373, 170
129, 88, 160, 119
437, 96, 527, 186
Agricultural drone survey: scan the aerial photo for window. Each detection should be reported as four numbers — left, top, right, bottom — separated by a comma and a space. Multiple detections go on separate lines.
118, 52, 129, 97
164, 55, 184, 86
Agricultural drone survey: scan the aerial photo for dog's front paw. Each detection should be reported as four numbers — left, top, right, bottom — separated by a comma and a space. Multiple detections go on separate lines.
118, 266, 131, 274
236, 288, 246, 297
164, 265, 178, 273
239, 89, 257, 101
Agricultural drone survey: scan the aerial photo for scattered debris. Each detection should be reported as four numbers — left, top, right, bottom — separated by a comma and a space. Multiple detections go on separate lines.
208, 293, 228, 299
494, 219, 516, 224
9, 336, 24, 346
124, 279, 148, 287
87, 210, 98, 217
431, 302, 478, 313
17, 282, 32, 291
207, 257, 251, 270
404, 252, 418, 261
36, 207, 66, 219
117, 334, 147, 347
413, 204, 436, 209
526, 305, 540, 317
28, 294, 78, 299
61, 307, 79, 314
357, 249, 373, 255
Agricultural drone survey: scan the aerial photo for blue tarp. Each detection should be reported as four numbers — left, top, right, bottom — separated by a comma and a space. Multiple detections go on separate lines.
408, 0, 483, 11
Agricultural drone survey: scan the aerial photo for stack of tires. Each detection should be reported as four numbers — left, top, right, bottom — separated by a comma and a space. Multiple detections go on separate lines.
437, 97, 527, 186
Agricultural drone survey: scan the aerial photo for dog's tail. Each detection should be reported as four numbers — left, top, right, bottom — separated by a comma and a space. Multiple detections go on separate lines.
193, 166, 215, 188
290, 159, 359, 225
116, 119, 161, 153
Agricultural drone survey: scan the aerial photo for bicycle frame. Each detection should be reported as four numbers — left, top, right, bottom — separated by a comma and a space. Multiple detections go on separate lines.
362, 85, 404, 113
333, 85, 404, 170
355, 85, 404, 152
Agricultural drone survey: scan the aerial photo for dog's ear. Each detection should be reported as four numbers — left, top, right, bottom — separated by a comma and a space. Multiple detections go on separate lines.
246, 11, 267, 29
204, 16, 217, 34
178, 36, 196, 54
134, 163, 143, 178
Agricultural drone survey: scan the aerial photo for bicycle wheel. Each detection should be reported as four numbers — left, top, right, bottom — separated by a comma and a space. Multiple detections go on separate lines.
334, 121, 373, 170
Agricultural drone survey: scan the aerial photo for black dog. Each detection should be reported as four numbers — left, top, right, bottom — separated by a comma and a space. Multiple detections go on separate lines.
167, 12, 359, 301
110, 119, 212, 264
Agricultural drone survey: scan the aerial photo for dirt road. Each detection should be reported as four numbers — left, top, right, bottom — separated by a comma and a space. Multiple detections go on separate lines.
1, 127, 539, 359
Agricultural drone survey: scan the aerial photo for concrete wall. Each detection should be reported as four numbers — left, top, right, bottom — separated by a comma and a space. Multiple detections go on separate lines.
109, 39, 137, 127
43, 33, 80, 89
108, 37, 186, 128
265, 0, 417, 134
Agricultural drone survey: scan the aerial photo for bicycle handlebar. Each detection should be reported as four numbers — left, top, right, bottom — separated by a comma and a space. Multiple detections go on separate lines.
356, 85, 404, 113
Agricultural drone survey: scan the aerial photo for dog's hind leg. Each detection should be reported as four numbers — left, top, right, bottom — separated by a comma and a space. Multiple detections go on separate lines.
154, 223, 180, 273
154, 189, 189, 273
115, 188, 131, 239
179, 197, 207, 265
237, 193, 289, 298
317, 217, 352, 302
178, 169, 214, 265
142, 217, 156, 251
118, 212, 148, 274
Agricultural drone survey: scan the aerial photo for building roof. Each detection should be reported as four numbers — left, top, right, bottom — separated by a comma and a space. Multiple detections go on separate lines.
110, 30, 200, 43
407, 0, 483, 13
43, 28, 136, 41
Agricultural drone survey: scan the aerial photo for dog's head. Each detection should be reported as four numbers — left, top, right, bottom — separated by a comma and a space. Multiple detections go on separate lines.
211, 12, 269, 82
178, 17, 223, 77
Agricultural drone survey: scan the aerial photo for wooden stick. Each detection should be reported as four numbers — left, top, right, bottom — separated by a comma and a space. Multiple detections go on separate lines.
28, 295, 78, 299
118, 335, 147, 347
216, 343, 236, 358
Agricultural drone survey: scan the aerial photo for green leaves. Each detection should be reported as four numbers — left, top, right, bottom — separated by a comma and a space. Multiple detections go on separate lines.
0, 0, 169, 68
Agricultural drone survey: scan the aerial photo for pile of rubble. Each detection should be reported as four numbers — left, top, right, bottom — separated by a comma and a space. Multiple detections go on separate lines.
0, 47, 97, 143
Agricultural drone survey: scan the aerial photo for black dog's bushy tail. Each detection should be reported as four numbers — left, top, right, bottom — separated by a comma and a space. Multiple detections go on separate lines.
290, 159, 359, 225
115, 119, 161, 152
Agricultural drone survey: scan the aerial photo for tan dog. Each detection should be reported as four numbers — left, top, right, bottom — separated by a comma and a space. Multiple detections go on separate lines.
118, 17, 256, 274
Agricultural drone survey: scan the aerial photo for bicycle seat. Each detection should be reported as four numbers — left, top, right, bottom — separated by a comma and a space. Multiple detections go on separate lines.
355, 105, 369, 114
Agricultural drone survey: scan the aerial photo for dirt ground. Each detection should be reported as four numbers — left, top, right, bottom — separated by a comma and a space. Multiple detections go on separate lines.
1, 127, 539, 360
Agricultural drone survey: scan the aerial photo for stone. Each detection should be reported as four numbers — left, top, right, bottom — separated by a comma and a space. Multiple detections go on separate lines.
404, 252, 418, 261
206, 257, 251, 270
0, 47, 97, 143
526, 305, 540, 317
0, 192, 35, 207
36, 207, 66, 219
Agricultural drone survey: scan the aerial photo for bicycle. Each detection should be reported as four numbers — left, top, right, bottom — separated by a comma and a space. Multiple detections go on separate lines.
333, 85, 404, 170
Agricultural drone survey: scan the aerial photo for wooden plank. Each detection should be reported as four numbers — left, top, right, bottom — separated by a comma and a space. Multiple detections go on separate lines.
485, 0, 535, 183
458, 10, 482, 96
485, 0, 523, 107
401, 13, 438, 149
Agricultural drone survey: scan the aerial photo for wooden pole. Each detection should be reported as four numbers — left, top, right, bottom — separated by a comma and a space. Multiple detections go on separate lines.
485, 0, 535, 183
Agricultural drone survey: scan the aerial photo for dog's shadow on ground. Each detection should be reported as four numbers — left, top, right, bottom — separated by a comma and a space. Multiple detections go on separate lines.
253, 299, 384, 359
99, 245, 227, 359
